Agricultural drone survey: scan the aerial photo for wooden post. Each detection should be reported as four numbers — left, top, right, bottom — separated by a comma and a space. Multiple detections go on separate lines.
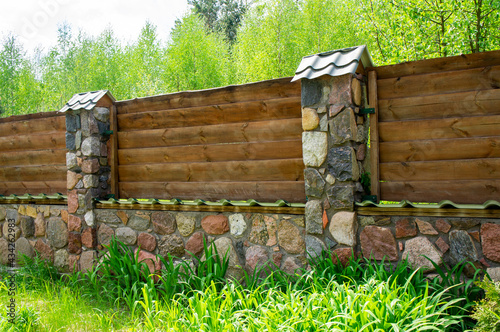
109, 105, 119, 199
368, 70, 381, 202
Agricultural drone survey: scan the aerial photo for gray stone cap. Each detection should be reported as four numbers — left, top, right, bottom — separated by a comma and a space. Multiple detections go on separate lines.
357, 199, 500, 210
292, 45, 374, 82
59, 90, 116, 113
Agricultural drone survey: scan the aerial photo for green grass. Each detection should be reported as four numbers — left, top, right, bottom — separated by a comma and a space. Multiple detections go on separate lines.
0, 237, 485, 331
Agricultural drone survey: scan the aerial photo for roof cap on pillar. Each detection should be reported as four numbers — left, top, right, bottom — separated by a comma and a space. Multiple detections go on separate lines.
292, 45, 374, 82
59, 90, 116, 113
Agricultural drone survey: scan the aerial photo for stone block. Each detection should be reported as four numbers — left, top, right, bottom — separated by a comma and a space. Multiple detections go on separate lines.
158, 234, 185, 258
54, 249, 69, 270
481, 223, 500, 263
281, 256, 303, 275
327, 185, 355, 211
81, 137, 101, 156
128, 212, 151, 231
137, 233, 156, 252
68, 215, 82, 232
185, 232, 206, 256
245, 245, 269, 276
301, 79, 323, 107
15, 237, 34, 263
328, 147, 359, 182
278, 220, 305, 254
264, 216, 278, 246
402, 237, 442, 271
360, 226, 398, 261
302, 108, 319, 130
302, 132, 328, 167
47, 217, 68, 249
116, 227, 137, 245
81, 159, 100, 174
249, 214, 268, 245
34, 213, 46, 237
329, 108, 358, 144
66, 114, 80, 132
328, 74, 352, 105
332, 247, 356, 266
66, 152, 78, 170
304, 168, 325, 198
96, 210, 122, 225
34, 239, 53, 262
415, 218, 438, 235
449, 230, 478, 265
151, 211, 175, 234
20, 216, 35, 238
305, 235, 326, 259
229, 214, 247, 238
176, 213, 196, 237
80, 250, 96, 272
435, 237, 449, 254
305, 200, 323, 235
82, 227, 97, 248
329, 211, 357, 246
396, 218, 417, 238
68, 232, 82, 254
83, 175, 99, 188
201, 215, 229, 235
98, 224, 114, 247
435, 219, 451, 233
66, 133, 76, 150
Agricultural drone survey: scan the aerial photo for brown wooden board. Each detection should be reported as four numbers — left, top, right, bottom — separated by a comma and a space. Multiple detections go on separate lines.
0, 111, 61, 123
0, 181, 66, 196
116, 77, 300, 114
380, 158, 500, 181
370, 50, 500, 79
378, 115, 500, 142
380, 180, 500, 204
119, 181, 306, 203
118, 118, 302, 149
0, 116, 65, 138
0, 165, 66, 182
377, 65, 500, 100
380, 137, 500, 163
119, 159, 305, 183
378, 89, 500, 122
118, 140, 303, 165
117, 97, 301, 131
368, 71, 381, 200
0, 149, 65, 167
357, 207, 500, 218
109, 105, 119, 198
0, 132, 66, 152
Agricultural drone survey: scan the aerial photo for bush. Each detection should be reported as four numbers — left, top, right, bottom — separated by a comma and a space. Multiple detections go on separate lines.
471, 278, 500, 332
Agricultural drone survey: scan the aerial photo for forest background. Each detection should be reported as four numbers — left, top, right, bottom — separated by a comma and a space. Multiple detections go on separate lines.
0, 0, 499, 117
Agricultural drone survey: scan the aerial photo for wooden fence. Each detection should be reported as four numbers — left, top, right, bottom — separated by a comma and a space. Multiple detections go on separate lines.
0, 111, 67, 195
114, 77, 305, 203
369, 50, 500, 204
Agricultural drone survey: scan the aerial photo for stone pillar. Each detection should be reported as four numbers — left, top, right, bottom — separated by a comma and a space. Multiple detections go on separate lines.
301, 74, 369, 261
65, 107, 112, 271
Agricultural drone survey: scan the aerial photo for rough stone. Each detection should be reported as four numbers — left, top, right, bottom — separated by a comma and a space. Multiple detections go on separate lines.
360, 226, 398, 261
137, 233, 156, 252
396, 218, 417, 238
67, 190, 78, 214
328, 74, 352, 105
272, 252, 283, 267
75, 131, 82, 149
486, 267, 500, 282
415, 218, 438, 235
481, 223, 500, 262
0, 207, 5, 221
332, 248, 355, 266
37, 206, 50, 218
0, 238, 7, 265
84, 210, 95, 227
185, 232, 206, 256
248, 214, 268, 245
47, 217, 68, 249
327, 185, 355, 211
328, 147, 359, 181
158, 234, 185, 258
3, 224, 21, 241
98, 224, 115, 247
68, 255, 79, 273
33, 239, 53, 262
449, 230, 478, 265
292, 216, 305, 227
68, 232, 82, 254
450, 219, 480, 230
54, 249, 69, 270
66, 133, 76, 150
93, 107, 110, 122
329, 108, 358, 144
302, 108, 320, 130
319, 113, 328, 131
435, 237, 449, 254
277, 220, 305, 254
305, 200, 323, 235
329, 211, 357, 246
116, 227, 137, 245
469, 231, 480, 242
302, 131, 328, 167
50, 207, 61, 217
301, 79, 323, 107
329, 105, 344, 117
202, 215, 229, 235
351, 78, 362, 106
25, 206, 37, 218
81, 159, 100, 174
229, 214, 247, 238
34, 213, 46, 237
68, 215, 82, 232
281, 257, 303, 275
325, 237, 337, 249
402, 237, 442, 271
245, 245, 269, 275
20, 216, 35, 237
325, 174, 335, 185
66, 113, 80, 132
80, 250, 96, 272
135, 249, 161, 275
202, 237, 242, 279
81, 227, 97, 248
95, 210, 122, 225
15, 237, 34, 262
83, 175, 99, 188
129, 212, 151, 231
67, 171, 82, 190
356, 144, 367, 161
176, 213, 195, 237
116, 211, 129, 225
305, 235, 326, 259
6, 208, 18, 222
304, 168, 325, 198
435, 219, 451, 233
264, 215, 278, 246
322, 210, 328, 229
81, 137, 101, 156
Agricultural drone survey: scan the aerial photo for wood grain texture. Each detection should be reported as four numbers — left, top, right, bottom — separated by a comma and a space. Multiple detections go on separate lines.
117, 118, 302, 149
0, 116, 65, 137
0, 111, 61, 123
118, 140, 303, 165
370, 50, 500, 79
378, 115, 500, 142
0, 166, 66, 182
380, 137, 500, 163
380, 180, 500, 204
380, 158, 500, 181
368, 71, 380, 200
377, 65, 500, 100
119, 181, 306, 203
116, 77, 300, 114
0, 181, 66, 196
0, 149, 65, 167
119, 159, 305, 182
378, 89, 500, 122
0, 132, 66, 152
109, 105, 119, 198
117, 97, 300, 131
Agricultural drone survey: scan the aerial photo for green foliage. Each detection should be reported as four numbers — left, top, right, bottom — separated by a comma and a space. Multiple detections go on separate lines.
471, 278, 500, 332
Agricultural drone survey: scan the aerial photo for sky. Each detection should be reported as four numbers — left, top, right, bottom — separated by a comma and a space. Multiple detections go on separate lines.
0, 0, 190, 54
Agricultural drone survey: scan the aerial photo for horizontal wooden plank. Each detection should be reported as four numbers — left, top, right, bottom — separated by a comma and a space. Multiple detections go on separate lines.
380, 180, 500, 204
378, 115, 500, 142
0, 166, 66, 182
118, 118, 302, 149
380, 137, 500, 163
96, 204, 305, 215
119, 159, 305, 182
0, 110, 61, 123
0, 132, 66, 152
0, 181, 67, 196
117, 97, 301, 131
116, 77, 300, 114
377, 65, 500, 100
0, 149, 66, 167
378, 89, 500, 122
119, 181, 307, 203
357, 207, 500, 218
380, 158, 500, 181
370, 50, 500, 79
0, 115, 65, 138
119, 140, 303, 165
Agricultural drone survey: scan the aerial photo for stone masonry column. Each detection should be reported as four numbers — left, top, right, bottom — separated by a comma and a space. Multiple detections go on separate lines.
301, 74, 369, 262
65, 105, 112, 272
